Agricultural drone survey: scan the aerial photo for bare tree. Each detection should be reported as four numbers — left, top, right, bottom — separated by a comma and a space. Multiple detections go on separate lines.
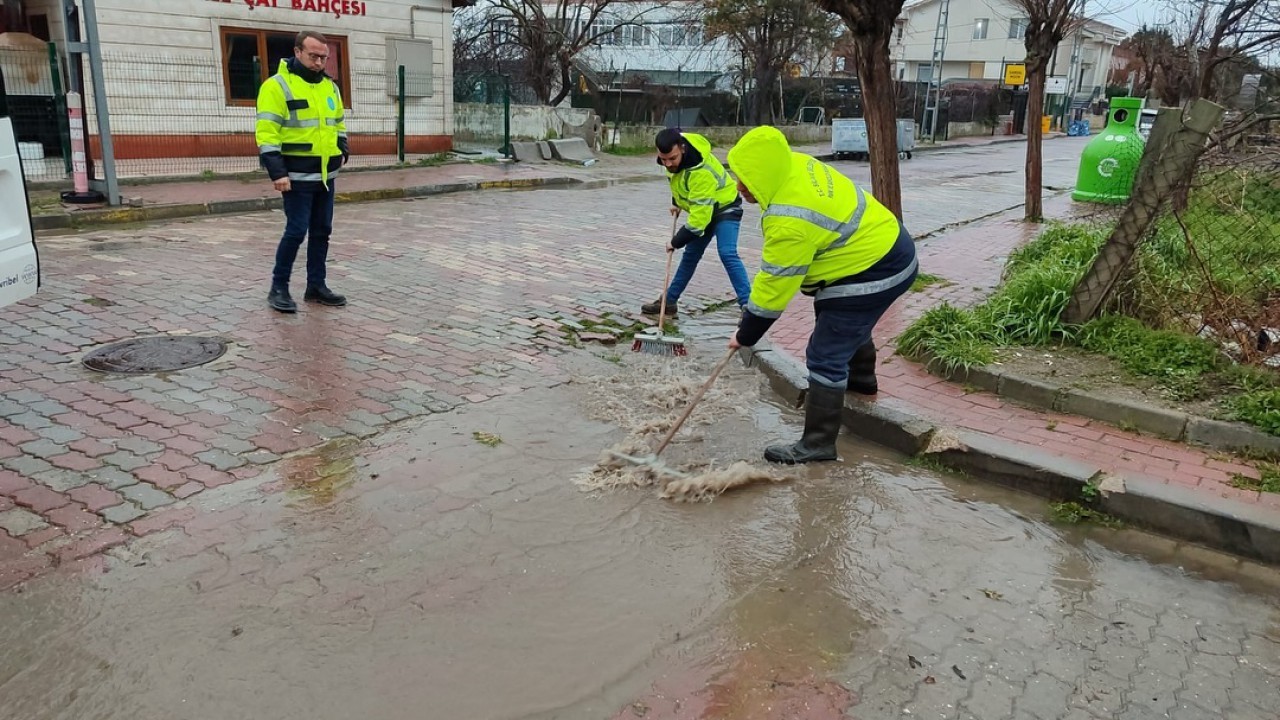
457, 0, 669, 106
703, 0, 841, 125
813, 0, 907, 219
1010, 0, 1085, 221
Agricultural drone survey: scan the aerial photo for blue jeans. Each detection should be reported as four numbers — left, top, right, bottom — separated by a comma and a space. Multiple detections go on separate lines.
272, 182, 335, 287
805, 228, 918, 388
666, 218, 752, 306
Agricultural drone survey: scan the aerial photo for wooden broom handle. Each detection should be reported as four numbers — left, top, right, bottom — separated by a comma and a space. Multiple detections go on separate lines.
656, 212, 679, 328
654, 347, 737, 458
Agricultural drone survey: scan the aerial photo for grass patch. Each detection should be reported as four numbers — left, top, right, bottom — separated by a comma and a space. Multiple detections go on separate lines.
910, 272, 950, 292
1049, 501, 1125, 528
1230, 463, 1280, 493
896, 215, 1280, 436
603, 144, 652, 156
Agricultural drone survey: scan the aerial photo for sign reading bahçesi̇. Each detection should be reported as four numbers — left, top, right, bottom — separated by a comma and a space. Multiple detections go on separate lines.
206, 0, 369, 18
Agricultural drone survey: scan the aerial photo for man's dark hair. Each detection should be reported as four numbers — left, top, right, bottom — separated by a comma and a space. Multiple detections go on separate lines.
655, 128, 685, 153
296, 30, 328, 49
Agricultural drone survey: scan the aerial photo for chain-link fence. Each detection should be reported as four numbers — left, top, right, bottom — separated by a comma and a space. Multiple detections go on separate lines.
1118, 144, 1280, 367
5, 45, 439, 187
1068, 102, 1280, 370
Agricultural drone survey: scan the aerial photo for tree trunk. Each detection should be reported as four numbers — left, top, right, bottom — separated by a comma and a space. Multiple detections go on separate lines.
853, 31, 902, 219
549, 55, 572, 107
1024, 57, 1049, 221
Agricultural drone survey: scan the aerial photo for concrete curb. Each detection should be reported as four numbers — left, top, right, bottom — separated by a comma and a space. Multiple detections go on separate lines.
741, 341, 1280, 565
938, 363, 1280, 458
32, 175, 586, 232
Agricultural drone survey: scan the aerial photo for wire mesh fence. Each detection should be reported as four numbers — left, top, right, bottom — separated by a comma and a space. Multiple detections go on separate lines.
1117, 144, 1280, 368
5, 45, 440, 187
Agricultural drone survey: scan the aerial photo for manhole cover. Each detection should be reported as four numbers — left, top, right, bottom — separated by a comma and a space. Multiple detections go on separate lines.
82, 336, 227, 374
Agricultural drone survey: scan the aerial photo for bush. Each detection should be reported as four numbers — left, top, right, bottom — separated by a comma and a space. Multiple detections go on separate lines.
1230, 390, 1280, 437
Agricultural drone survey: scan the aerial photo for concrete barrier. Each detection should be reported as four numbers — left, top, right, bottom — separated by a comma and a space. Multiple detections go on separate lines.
548, 138, 595, 163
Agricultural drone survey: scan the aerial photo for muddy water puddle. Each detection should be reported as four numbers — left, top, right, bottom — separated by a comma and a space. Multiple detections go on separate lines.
2, 337, 1278, 720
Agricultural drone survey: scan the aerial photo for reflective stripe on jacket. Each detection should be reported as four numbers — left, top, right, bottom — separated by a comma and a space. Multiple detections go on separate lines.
726, 126, 901, 320
669, 133, 740, 235
255, 59, 347, 186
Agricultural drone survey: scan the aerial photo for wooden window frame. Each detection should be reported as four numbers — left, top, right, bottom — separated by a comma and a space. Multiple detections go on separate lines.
219, 27, 352, 108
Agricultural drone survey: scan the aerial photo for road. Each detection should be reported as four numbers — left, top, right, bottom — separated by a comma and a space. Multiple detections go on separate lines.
2, 138, 1277, 719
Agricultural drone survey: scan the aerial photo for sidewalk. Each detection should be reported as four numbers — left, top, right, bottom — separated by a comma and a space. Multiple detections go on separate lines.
758, 193, 1280, 563
28, 133, 1052, 232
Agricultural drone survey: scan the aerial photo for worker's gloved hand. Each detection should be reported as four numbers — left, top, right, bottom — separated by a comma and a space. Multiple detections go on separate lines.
670, 227, 700, 249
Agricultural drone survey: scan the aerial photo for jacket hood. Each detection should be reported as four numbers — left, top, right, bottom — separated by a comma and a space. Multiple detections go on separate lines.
682, 132, 713, 159
726, 126, 792, 209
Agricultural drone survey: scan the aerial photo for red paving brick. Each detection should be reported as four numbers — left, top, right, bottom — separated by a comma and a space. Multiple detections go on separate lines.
12, 486, 72, 513
68, 484, 125, 512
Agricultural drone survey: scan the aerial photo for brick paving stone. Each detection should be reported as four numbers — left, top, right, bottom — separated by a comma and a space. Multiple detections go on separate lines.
193, 449, 246, 472
172, 482, 204, 499
68, 484, 125, 512
21, 526, 65, 550
18, 439, 68, 460
68, 437, 117, 458
100, 502, 147, 525
119, 483, 176, 510
0, 469, 33, 496
0, 508, 50, 536
128, 507, 197, 537
100, 451, 151, 472
0, 425, 39, 445
36, 424, 85, 445
152, 450, 197, 473
8, 412, 53, 430
55, 527, 129, 563
133, 465, 186, 490
89, 467, 140, 490
12, 485, 71, 513
45, 504, 104, 533
32, 469, 95, 493
113, 437, 164, 456
48, 452, 104, 472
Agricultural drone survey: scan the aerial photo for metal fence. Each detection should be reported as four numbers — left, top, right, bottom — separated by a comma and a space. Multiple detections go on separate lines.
4, 45, 438, 186
1067, 102, 1280, 369
1120, 144, 1280, 367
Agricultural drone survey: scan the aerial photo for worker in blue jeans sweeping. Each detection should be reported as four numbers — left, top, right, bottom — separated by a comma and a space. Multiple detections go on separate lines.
641, 128, 752, 316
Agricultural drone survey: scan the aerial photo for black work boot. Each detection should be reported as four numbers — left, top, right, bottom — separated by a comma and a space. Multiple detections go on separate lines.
304, 284, 347, 307
640, 297, 678, 316
847, 340, 878, 395
268, 284, 297, 313
764, 383, 844, 464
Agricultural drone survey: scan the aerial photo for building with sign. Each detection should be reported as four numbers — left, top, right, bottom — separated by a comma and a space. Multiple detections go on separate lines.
2, 0, 458, 170
891, 0, 1125, 98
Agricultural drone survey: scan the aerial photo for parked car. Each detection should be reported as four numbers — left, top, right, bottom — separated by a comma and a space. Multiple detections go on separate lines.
0, 71, 41, 311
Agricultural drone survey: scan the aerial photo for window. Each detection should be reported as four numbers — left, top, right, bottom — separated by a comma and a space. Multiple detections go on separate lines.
1009, 18, 1028, 39
220, 27, 351, 107
916, 65, 933, 83
973, 18, 989, 40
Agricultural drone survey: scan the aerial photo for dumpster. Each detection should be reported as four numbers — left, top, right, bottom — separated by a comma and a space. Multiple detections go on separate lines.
831, 118, 868, 160
896, 119, 915, 159
1073, 96, 1146, 204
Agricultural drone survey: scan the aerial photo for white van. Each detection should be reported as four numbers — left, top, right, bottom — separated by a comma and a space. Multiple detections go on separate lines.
0, 92, 40, 310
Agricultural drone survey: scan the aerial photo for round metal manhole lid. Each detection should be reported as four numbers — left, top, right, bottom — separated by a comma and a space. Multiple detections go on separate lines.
82, 336, 228, 374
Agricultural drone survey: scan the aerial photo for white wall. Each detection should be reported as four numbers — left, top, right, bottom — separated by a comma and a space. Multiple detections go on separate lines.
28, 0, 454, 137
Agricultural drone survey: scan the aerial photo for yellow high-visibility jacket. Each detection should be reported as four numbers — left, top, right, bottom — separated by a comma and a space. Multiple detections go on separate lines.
669, 132, 741, 238
256, 59, 348, 187
727, 126, 901, 321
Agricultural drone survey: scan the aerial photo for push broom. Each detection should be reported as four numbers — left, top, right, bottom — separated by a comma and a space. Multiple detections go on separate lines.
632, 214, 688, 356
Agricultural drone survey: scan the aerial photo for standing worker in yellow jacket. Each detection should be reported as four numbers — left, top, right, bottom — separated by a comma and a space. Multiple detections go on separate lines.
641, 128, 752, 316
256, 30, 350, 313
727, 126, 918, 464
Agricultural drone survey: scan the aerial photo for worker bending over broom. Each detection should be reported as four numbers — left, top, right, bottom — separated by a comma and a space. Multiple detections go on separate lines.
727, 126, 918, 465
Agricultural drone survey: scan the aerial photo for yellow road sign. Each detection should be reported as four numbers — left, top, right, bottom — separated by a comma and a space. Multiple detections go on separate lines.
1004, 63, 1026, 86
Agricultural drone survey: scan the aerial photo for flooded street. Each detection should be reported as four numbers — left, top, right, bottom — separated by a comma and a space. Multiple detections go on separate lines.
2, 317, 1278, 720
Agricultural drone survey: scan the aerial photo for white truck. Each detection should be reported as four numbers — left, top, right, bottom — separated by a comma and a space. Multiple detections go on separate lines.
0, 85, 40, 310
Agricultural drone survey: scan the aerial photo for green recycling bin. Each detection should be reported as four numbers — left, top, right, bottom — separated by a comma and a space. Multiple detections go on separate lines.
1072, 97, 1146, 204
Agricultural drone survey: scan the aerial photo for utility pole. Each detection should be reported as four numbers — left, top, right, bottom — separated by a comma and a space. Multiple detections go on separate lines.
924, 0, 950, 142
1061, 0, 1085, 132
61, 0, 119, 205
